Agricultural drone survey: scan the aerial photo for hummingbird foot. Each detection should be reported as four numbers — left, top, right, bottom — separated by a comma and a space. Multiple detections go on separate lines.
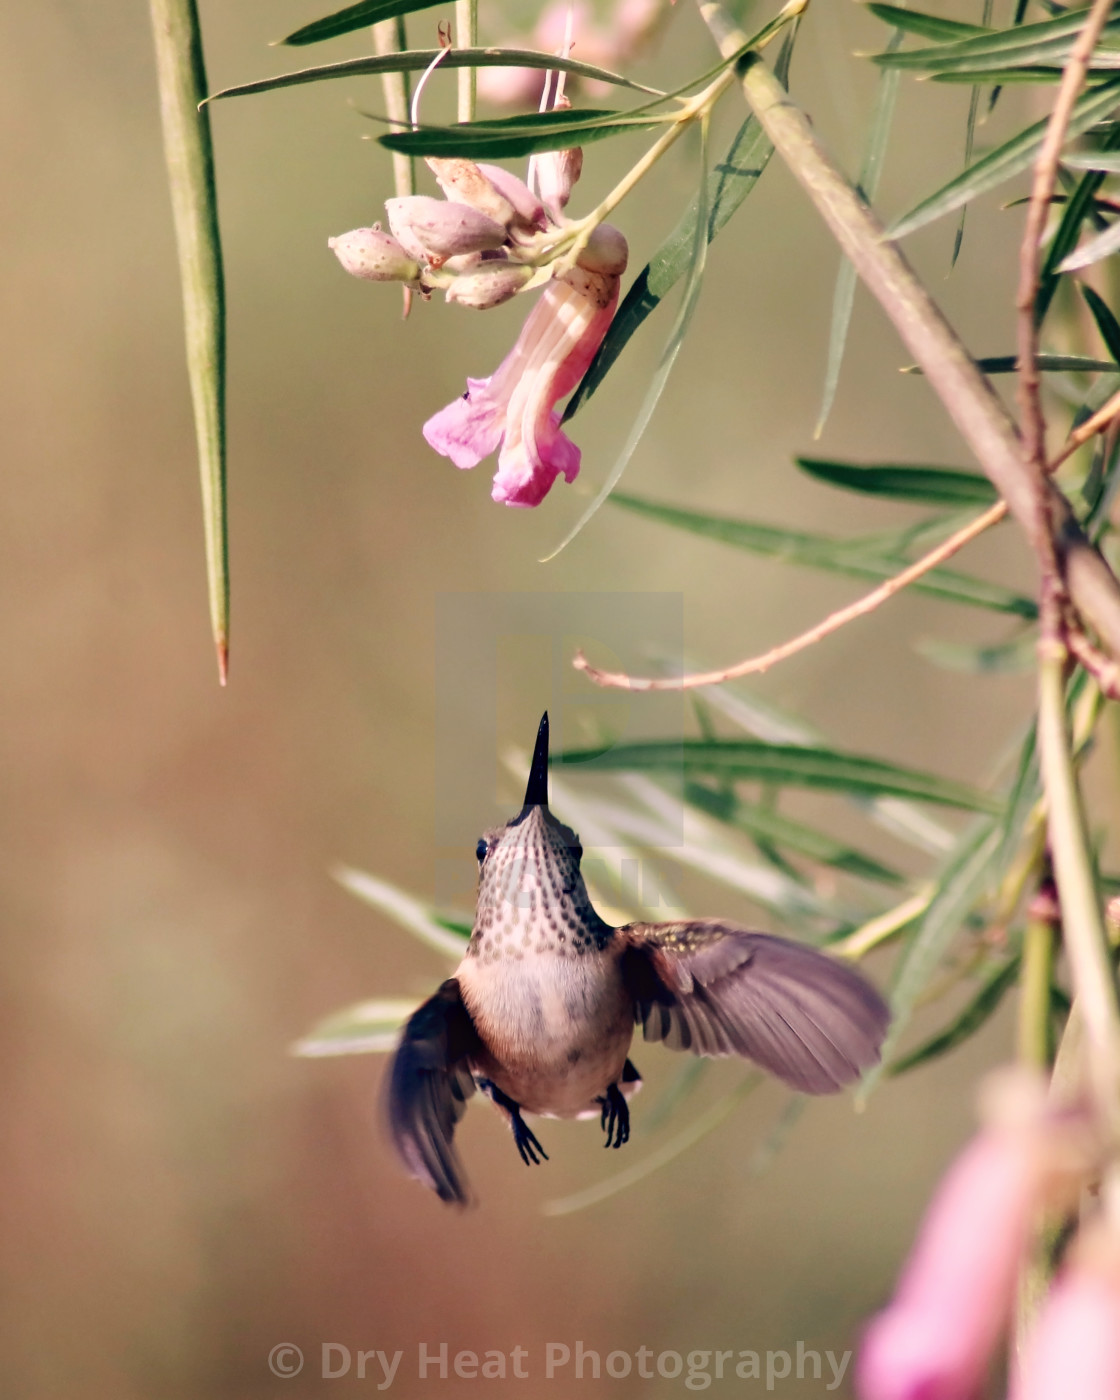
597, 1082, 630, 1150
478, 1078, 550, 1167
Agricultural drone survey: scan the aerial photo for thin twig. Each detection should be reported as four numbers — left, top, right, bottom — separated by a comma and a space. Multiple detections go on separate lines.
1016, 0, 1114, 482
573, 502, 1007, 691
1067, 629, 1120, 699
575, 390, 1120, 692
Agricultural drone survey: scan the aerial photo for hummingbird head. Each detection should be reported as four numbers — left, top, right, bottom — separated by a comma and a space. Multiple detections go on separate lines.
470, 713, 611, 955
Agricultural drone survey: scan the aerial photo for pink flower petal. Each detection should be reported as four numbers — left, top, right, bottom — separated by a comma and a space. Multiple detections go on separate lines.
857, 1132, 1037, 1400
1012, 1266, 1120, 1400
423, 240, 625, 507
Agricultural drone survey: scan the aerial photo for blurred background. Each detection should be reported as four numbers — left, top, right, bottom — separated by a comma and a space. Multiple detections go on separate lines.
0, 2, 1063, 1395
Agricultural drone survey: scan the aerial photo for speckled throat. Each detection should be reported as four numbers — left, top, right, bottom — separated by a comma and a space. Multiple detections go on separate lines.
468, 805, 613, 960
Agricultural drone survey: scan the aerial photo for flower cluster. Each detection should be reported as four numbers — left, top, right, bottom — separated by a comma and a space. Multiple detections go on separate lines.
330, 148, 627, 507
857, 1068, 1118, 1400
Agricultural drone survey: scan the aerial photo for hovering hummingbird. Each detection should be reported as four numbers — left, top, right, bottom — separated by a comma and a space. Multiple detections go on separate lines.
387, 713, 890, 1204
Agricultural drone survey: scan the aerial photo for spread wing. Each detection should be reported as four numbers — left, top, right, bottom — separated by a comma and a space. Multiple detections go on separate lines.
384, 979, 480, 1205
619, 921, 890, 1094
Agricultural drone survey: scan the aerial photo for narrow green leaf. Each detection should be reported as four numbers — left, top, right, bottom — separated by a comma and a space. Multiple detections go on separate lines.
379, 106, 660, 159
889, 79, 1120, 240
1081, 285, 1120, 364
608, 492, 1038, 617
282, 0, 441, 46
952, 0, 995, 270
333, 865, 471, 957
862, 816, 1003, 1096
865, 5, 990, 44
564, 37, 797, 423
556, 738, 1000, 811
543, 1073, 762, 1215
872, 11, 1120, 76
541, 117, 712, 560
206, 47, 662, 104
1059, 215, 1120, 271
816, 26, 901, 435
293, 998, 416, 1056
1063, 150, 1120, 171
796, 457, 998, 506
888, 956, 1021, 1074
1037, 123, 1120, 320
903, 353, 1119, 374
915, 632, 1038, 674
150, 0, 228, 684
930, 68, 1067, 84
686, 781, 904, 884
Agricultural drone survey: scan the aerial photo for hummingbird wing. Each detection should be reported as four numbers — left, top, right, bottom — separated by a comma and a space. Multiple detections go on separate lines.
385, 979, 480, 1205
618, 921, 890, 1093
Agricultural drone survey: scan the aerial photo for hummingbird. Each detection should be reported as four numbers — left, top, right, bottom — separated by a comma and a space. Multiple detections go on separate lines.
387, 713, 890, 1205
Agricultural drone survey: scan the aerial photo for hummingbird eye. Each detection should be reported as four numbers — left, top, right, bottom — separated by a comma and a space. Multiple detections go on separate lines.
476, 838, 489, 863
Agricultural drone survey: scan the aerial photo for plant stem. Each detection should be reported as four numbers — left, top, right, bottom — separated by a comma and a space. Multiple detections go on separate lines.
374, 19, 415, 199
456, 0, 476, 123
1018, 913, 1055, 1069
1037, 646, 1120, 1135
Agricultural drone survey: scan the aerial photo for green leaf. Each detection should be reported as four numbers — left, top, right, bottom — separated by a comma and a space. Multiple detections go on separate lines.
282, 0, 442, 46
378, 105, 660, 159
685, 781, 903, 884
1063, 150, 1120, 171
952, 0, 996, 270
816, 26, 901, 435
865, 5, 990, 44
608, 492, 1038, 618
915, 632, 1038, 674
556, 738, 1000, 811
902, 353, 1119, 374
888, 956, 1021, 1074
564, 27, 799, 422
872, 10, 1120, 77
542, 118, 712, 560
205, 47, 662, 104
149, 0, 228, 684
796, 457, 998, 506
292, 997, 416, 1056
1081, 284, 1120, 364
889, 78, 1120, 241
1059, 215, 1120, 272
862, 815, 1003, 1097
1037, 123, 1120, 320
333, 865, 471, 957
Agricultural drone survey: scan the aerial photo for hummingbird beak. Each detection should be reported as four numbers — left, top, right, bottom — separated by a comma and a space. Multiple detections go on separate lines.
522, 712, 550, 809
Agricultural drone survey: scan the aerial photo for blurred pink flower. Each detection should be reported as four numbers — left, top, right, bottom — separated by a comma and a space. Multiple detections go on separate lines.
1012, 1257, 1120, 1400
423, 231, 625, 507
857, 1132, 1037, 1400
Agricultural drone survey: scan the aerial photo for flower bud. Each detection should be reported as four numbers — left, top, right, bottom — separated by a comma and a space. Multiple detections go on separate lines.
385, 196, 509, 264
426, 158, 545, 232
537, 144, 583, 216
477, 164, 545, 230
446, 261, 534, 309
328, 227, 420, 282
575, 222, 628, 276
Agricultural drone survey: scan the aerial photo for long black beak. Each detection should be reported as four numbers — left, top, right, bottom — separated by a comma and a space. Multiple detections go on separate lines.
523, 712, 550, 808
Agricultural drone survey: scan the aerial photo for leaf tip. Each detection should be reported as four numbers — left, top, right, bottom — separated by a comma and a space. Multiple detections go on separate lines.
216, 633, 229, 686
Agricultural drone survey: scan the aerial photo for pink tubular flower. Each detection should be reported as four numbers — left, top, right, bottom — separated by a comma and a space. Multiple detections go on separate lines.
858, 1131, 1037, 1400
423, 227, 626, 507
857, 1071, 1095, 1400
1012, 1260, 1120, 1400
